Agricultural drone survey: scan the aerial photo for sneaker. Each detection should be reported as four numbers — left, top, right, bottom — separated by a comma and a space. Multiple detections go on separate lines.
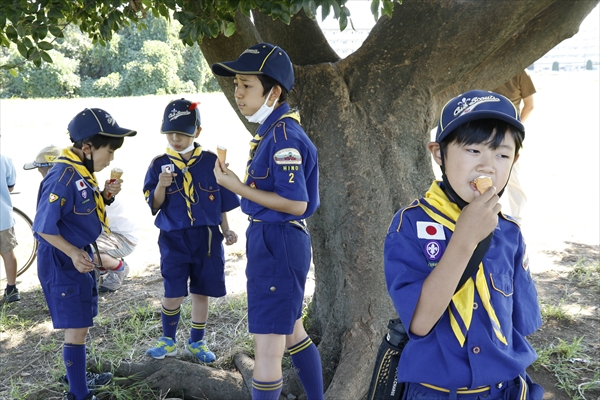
146, 336, 177, 359
99, 260, 129, 292
186, 338, 216, 363
60, 371, 113, 389
63, 392, 97, 400
3, 287, 20, 303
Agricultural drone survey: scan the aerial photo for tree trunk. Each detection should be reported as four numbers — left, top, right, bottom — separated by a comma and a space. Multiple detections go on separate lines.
197, 1, 599, 398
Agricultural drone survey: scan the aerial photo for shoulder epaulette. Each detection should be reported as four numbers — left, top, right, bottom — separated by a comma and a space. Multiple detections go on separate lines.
391, 199, 420, 232
500, 212, 520, 228
272, 120, 290, 143
57, 166, 75, 186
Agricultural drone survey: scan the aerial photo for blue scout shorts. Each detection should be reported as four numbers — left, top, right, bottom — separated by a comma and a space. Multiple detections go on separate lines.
158, 226, 226, 298
37, 244, 98, 329
245, 221, 311, 335
403, 372, 544, 399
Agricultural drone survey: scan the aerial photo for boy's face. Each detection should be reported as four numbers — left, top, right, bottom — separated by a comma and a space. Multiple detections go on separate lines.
233, 74, 275, 116
166, 129, 200, 152
429, 129, 519, 203
84, 145, 115, 172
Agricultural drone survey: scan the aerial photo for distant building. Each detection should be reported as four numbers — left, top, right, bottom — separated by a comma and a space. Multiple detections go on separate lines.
531, 17, 599, 71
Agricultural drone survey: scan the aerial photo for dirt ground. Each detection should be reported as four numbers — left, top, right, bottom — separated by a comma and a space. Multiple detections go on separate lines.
1, 71, 599, 399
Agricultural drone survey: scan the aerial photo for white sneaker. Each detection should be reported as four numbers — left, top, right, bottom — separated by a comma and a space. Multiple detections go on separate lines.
99, 260, 129, 292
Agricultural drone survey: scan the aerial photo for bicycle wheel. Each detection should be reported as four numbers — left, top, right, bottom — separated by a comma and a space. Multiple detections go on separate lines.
10, 207, 38, 277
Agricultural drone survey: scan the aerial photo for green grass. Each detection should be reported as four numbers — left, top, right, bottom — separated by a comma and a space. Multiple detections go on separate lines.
1, 292, 258, 399
539, 298, 574, 322
568, 257, 600, 291
533, 336, 600, 400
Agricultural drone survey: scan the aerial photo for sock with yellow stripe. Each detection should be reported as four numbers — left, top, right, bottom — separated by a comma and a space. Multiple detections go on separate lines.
161, 305, 181, 340
252, 377, 283, 399
288, 336, 324, 400
63, 343, 89, 399
190, 321, 206, 343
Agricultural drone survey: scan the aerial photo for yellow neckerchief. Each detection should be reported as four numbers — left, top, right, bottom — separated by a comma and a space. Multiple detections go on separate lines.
166, 144, 203, 225
419, 181, 507, 347
54, 148, 110, 234
244, 109, 301, 182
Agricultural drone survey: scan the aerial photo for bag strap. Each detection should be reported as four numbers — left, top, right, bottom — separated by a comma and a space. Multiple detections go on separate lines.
455, 232, 493, 293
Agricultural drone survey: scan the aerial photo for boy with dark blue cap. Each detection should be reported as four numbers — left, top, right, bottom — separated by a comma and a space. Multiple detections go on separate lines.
33, 108, 136, 400
212, 43, 324, 400
384, 90, 544, 399
143, 98, 240, 363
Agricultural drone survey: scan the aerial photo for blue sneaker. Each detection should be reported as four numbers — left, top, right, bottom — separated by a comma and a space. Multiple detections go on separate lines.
186, 338, 216, 363
146, 337, 177, 359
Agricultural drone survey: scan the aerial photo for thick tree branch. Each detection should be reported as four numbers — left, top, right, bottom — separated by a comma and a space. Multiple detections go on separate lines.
253, 9, 340, 66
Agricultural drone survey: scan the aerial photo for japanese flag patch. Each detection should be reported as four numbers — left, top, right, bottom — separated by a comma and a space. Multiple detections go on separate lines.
416, 221, 445, 240
75, 179, 86, 191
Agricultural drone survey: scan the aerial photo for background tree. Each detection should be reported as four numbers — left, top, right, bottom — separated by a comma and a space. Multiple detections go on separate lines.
1, 1, 597, 398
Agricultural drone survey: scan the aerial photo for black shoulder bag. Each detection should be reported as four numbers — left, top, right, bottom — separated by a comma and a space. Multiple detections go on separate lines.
366, 232, 493, 400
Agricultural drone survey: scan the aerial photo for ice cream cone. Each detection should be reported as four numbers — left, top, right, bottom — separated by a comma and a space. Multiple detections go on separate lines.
217, 145, 227, 163
110, 168, 123, 181
107, 168, 123, 198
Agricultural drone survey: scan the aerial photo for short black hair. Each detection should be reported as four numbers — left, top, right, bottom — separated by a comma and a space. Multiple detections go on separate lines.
440, 119, 524, 158
257, 74, 288, 103
72, 134, 124, 151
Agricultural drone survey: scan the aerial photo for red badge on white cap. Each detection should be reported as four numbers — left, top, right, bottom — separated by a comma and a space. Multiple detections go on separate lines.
417, 221, 445, 240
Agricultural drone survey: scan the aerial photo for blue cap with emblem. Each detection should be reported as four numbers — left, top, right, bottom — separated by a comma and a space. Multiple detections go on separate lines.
436, 90, 524, 143
68, 108, 137, 142
161, 98, 201, 137
211, 43, 294, 92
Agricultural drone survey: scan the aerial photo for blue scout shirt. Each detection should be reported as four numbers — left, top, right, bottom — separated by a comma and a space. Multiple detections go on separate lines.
0, 154, 16, 231
384, 181, 541, 389
143, 145, 240, 231
33, 163, 102, 248
243, 103, 319, 222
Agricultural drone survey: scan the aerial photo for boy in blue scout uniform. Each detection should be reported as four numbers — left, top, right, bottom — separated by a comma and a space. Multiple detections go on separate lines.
33, 108, 136, 400
143, 98, 240, 362
212, 43, 323, 400
384, 90, 544, 399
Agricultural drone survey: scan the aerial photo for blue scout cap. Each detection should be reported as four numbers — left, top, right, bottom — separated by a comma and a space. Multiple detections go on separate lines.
436, 90, 524, 143
161, 99, 201, 137
68, 108, 137, 142
211, 43, 294, 92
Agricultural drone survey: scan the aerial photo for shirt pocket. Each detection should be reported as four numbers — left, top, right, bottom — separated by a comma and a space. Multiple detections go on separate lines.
248, 163, 270, 180
489, 273, 514, 297
73, 201, 96, 215
198, 181, 220, 194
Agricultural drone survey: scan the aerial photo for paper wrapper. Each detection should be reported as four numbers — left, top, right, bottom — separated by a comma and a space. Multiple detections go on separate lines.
217, 145, 227, 163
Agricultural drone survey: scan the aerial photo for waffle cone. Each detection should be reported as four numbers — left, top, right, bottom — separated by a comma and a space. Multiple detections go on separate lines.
217, 146, 227, 163
110, 168, 123, 180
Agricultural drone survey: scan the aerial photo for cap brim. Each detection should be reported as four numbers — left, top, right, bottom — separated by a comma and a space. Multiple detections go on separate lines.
99, 128, 137, 138
212, 62, 264, 77
23, 162, 36, 170
161, 130, 196, 137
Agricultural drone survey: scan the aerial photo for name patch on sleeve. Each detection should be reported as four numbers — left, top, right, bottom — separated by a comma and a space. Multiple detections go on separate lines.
274, 148, 302, 165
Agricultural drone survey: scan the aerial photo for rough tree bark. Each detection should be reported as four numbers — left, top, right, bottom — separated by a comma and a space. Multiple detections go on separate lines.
190, 1, 599, 399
